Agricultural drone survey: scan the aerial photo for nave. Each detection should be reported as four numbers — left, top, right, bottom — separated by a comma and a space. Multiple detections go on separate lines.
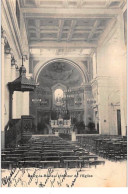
1, 134, 127, 187
1, 0, 127, 187
2, 135, 105, 169
2, 133, 127, 170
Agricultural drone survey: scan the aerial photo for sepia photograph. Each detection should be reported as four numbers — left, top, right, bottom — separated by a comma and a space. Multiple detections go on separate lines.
0, 0, 127, 188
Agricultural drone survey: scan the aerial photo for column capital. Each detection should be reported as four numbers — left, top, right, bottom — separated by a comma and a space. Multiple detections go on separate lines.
83, 84, 92, 92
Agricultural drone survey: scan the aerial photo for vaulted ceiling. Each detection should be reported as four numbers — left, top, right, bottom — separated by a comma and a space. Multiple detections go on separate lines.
37, 61, 84, 87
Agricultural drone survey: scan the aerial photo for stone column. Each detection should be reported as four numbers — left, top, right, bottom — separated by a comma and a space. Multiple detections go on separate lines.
97, 78, 109, 135
4, 48, 12, 125
117, 14, 127, 136
11, 58, 17, 118
15, 68, 21, 119
93, 110, 97, 130
1, 30, 7, 149
83, 85, 93, 127
83, 90, 88, 126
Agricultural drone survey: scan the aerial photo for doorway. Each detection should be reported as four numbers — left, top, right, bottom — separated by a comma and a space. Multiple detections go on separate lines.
117, 109, 121, 135
37, 111, 50, 134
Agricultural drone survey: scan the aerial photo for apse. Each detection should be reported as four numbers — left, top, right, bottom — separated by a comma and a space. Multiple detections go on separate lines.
30, 60, 87, 134
37, 61, 84, 88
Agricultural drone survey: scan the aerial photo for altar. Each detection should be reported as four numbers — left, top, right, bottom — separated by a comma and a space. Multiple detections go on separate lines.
50, 85, 73, 133
50, 119, 71, 128
50, 115, 71, 133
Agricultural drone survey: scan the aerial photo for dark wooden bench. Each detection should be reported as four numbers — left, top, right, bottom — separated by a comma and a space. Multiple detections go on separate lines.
13, 149, 28, 154
29, 147, 42, 150
6, 154, 22, 157
23, 151, 41, 156
2, 151, 12, 154
60, 156, 79, 160
5, 156, 21, 162
58, 151, 74, 156
63, 159, 85, 168
79, 155, 98, 160
39, 160, 60, 168
18, 160, 40, 168
23, 156, 41, 160
89, 160, 105, 167
1, 161, 17, 169
18, 160, 60, 168
41, 156, 60, 161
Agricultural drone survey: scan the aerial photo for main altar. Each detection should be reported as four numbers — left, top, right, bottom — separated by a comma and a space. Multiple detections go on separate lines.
50, 85, 72, 133
50, 114, 71, 133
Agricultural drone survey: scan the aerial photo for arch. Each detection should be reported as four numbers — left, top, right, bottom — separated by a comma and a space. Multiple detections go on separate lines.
51, 83, 67, 92
34, 58, 89, 84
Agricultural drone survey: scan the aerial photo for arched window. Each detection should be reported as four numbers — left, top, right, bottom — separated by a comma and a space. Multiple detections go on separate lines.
54, 89, 64, 106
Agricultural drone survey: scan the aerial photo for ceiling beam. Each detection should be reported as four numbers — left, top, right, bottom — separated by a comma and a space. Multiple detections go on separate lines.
34, 0, 40, 7
105, 0, 112, 8
40, 30, 58, 33
29, 41, 97, 49
77, 0, 83, 8
57, 19, 65, 41
67, 20, 77, 41
88, 20, 100, 41
63, 0, 69, 8
19, 0, 25, 7
22, 8, 121, 19
36, 19, 40, 41
98, 17, 117, 46
73, 29, 103, 33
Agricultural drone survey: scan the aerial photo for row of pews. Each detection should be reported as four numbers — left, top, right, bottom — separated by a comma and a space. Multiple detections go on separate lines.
77, 135, 127, 160
2, 135, 105, 169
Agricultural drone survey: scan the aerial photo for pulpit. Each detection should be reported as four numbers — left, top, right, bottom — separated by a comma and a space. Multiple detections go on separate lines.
21, 115, 34, 132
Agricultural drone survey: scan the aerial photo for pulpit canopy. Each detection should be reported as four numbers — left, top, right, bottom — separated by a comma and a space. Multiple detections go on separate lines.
8, 57, 38, 92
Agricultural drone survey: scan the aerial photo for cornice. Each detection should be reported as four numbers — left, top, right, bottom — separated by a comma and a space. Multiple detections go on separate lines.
2, 0, 23, 58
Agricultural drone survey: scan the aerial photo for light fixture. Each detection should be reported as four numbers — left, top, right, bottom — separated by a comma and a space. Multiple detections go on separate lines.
87, 98, 96, 104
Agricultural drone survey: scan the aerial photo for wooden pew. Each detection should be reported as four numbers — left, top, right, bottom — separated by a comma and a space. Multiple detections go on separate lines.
1, 161, 17, 169
41, 156, 60, 161
63, 159, 85, 168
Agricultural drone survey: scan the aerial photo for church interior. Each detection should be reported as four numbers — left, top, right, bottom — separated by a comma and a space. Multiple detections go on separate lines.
1, 0, 127, 187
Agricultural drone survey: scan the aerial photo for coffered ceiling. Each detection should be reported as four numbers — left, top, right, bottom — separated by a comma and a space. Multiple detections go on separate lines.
20, 0, 125, 9
19, 0, 126, 54
25, 17, 110, 43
